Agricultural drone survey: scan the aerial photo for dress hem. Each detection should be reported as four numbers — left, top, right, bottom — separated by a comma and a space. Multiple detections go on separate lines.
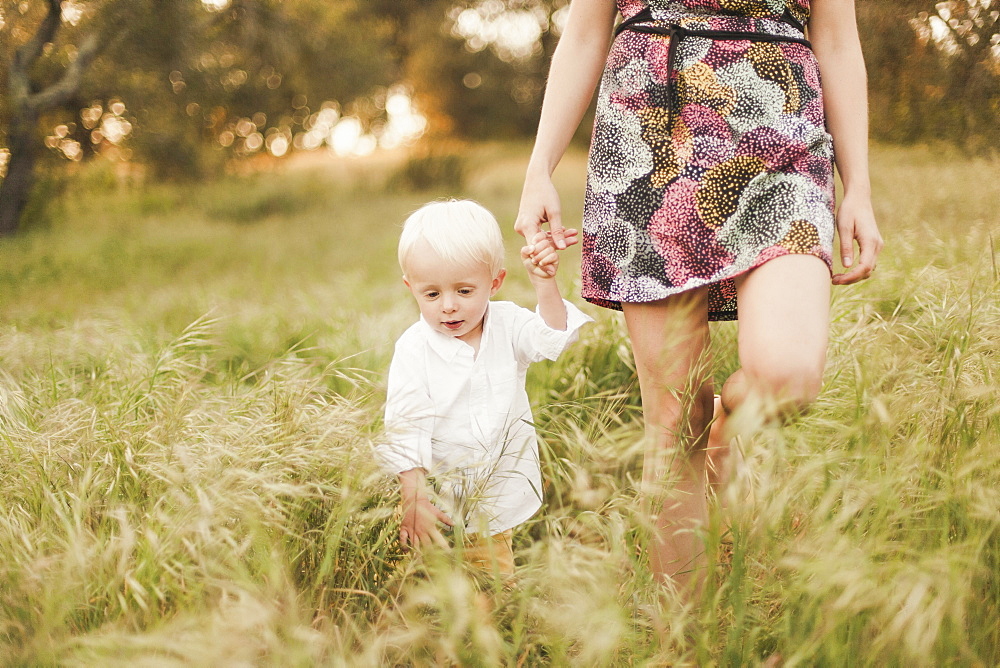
583, 247, 833, 321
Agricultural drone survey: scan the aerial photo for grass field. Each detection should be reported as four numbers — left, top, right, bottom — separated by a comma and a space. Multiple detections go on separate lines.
0, 143, 998, 665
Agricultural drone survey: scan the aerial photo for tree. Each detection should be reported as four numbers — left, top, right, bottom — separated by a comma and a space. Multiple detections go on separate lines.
0, 0, 142, 236
858, 0, 1000, 150
403, 0, 570, 140
0, 0, 399, 236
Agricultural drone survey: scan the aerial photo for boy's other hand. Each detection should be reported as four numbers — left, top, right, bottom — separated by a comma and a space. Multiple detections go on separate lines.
522, 229, 579, 279
398, 468, 453, 550
400, 496, 453, 550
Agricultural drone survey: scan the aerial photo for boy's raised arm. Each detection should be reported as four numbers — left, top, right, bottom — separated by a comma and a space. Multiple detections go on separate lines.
521, 229, 576, 330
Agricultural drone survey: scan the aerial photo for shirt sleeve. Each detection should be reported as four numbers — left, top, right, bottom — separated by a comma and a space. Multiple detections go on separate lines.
377, 343, 435, 474
512, 299, 593, 364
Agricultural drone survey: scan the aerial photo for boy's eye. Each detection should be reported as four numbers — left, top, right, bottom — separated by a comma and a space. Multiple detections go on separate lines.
425, 291, 439, 299
458, 288, 474, 295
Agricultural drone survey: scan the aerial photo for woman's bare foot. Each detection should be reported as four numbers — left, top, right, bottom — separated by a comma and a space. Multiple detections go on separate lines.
706, 395, 753, 516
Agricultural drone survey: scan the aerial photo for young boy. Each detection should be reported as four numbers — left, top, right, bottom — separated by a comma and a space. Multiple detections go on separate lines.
377, 199, 592, 575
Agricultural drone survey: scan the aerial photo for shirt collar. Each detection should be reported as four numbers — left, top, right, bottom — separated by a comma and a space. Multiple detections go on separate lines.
418, 302, 492, 362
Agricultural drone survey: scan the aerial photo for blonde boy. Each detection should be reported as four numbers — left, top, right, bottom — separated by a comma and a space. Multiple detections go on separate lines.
378, 199, 591, 574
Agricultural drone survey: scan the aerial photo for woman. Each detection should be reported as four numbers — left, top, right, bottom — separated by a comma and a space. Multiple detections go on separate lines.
517, 0, 883, 592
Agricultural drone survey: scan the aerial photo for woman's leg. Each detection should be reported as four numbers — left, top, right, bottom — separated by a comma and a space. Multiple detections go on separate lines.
622, 288, 714, 592
707, 255, 832, 486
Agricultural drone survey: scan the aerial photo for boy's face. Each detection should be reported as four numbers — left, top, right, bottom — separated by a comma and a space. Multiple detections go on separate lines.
403, 240, 505, 345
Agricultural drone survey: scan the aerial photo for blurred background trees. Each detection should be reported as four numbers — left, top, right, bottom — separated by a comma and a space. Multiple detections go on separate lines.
0, 0, 401, 233
859, 0, 1000, 152
1, 0, 997, 235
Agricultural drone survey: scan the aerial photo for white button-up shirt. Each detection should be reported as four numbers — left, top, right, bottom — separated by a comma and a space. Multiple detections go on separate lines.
379, 300, 592, 535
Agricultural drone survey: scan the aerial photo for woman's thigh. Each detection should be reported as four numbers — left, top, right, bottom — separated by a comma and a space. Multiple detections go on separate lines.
734, 255, 831, 399
622, 287, 713, 430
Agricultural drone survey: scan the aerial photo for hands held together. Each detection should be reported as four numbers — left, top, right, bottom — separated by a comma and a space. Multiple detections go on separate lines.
520, 228, 579, 279
516, 175, 579, 279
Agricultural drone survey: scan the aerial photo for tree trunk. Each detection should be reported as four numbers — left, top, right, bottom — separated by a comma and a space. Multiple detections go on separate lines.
0, 112, 39, 237
1, 0, 113, 236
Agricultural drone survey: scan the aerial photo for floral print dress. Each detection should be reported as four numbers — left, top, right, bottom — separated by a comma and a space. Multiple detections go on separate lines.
582, 0, 834, 320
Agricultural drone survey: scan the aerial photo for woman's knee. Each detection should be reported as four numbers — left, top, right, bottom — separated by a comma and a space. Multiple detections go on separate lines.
744, 356, 824, 410
643, 385, 713, 425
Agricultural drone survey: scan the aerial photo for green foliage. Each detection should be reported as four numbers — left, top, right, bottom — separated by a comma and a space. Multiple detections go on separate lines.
17, 169, 68, 233
0, 144, 998, 663
0, 0, 401, 185
390, 149, 468, 192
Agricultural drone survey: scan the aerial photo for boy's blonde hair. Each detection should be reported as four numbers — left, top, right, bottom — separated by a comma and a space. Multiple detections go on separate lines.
398, 200, 505, 278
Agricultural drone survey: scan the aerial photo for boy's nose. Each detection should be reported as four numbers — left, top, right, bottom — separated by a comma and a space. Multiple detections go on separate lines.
442, 295, 457, 312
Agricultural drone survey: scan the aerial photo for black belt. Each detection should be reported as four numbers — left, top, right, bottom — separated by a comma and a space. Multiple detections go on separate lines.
614, 8, 812, 112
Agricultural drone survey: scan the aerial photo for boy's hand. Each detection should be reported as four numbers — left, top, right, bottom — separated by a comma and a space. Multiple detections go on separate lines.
399, 468, 454, 550
522, 229, 578, 279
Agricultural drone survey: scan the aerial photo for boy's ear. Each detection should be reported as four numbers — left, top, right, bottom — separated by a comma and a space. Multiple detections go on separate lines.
490, 269, 507, 296
402, 275, 411, 289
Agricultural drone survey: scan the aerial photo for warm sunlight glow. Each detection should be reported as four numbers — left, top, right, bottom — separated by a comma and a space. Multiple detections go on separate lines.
450, 2, 547, 61
60, 1, 84, 26
379, 88, 428, 149
330, 117, 362, 156
201, 0, 230, 11
266, 133, 289, 157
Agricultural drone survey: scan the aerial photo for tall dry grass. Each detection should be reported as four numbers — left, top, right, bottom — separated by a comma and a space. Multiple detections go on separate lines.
0, 143, 997, 665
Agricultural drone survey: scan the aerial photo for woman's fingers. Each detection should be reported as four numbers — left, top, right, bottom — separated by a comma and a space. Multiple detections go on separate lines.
515, 207, 572, 249
529, 230, 550, 246
514, 211, 542, 241
548, 213, 567, 249
833, 196, 882, 285
428, 528, 450, 549
833, 232, 882, 284
514, 198, 578, 251
400, 503, 455, 551
528, 228, 579, 254
839, 220, 855, 268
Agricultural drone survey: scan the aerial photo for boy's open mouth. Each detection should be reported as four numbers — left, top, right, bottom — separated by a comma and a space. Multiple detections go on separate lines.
443, 320, 464, 330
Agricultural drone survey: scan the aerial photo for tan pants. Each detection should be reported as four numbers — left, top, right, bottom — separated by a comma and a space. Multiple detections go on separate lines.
462, 529, 515, 576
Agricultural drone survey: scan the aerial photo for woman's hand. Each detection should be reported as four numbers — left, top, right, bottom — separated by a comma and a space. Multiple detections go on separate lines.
515, 173, 578, 251
832, 192, 883, 285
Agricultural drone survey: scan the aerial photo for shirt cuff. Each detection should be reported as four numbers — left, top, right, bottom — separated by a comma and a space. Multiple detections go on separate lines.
532, 299, 594, 361
375, 440, 431, 475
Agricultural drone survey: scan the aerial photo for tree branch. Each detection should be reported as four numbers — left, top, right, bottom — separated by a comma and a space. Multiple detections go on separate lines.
9, 0, 62, 103
27, 31, 105, 111
26, 7, 134, 113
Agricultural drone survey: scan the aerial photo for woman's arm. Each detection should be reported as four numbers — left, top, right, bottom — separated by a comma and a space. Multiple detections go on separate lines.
515, 0, 618, 248
809, 0, 884, 284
